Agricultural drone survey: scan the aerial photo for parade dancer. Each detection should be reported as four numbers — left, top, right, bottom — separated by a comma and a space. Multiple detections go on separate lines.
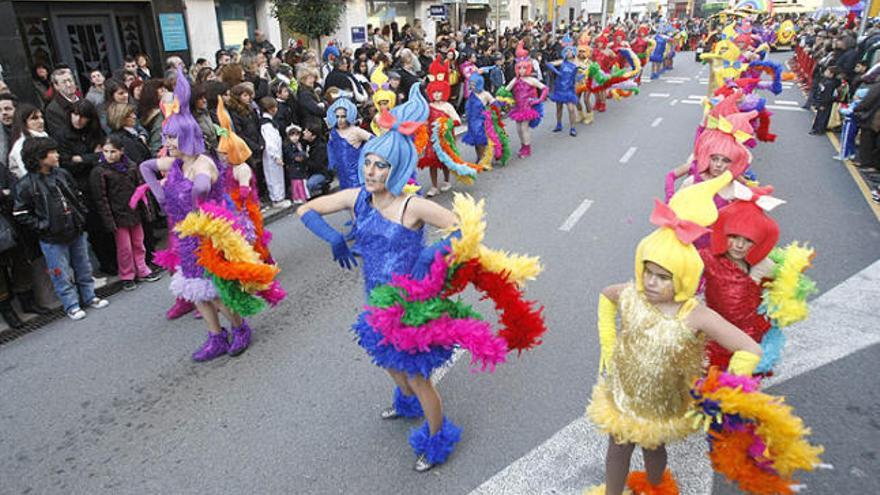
419, 56, 461, 197
505, 41, 548, 158
575, 32, 595, 124
547, 34, 580, 136
592, 31, 615, 113
297, 84, 546, 472
630, 25, 651, 84
139, 68, 250, 361
649, 29, 670, 80
585, 173, 765, 495
327, 97, 372, 190
369, 63, 397, 135
461, 72, 495, 163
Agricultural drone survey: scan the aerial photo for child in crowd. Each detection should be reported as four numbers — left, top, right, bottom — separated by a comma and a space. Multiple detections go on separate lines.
90, 135, 161, 291
283, 124, 310, 204
301, 124, 332, 197
809, 66, 841, 135
12, 137, 110, 320
258, 96, 291, 208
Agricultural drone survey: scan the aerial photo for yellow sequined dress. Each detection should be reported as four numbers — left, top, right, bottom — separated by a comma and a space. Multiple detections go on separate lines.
587, 284, 705, 449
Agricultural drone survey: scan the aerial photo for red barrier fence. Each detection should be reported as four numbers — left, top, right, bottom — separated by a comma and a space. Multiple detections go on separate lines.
792, 45, 816, 90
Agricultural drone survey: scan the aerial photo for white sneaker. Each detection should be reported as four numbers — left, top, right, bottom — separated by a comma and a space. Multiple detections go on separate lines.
273, 200, 292, 209
440, 182, 452, 192
87, 298, 109, 309
67, 307, 86, 320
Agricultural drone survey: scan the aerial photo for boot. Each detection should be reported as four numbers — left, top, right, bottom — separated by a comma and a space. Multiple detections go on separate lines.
626, 470, 680, 495
595, 100, 607, 113
227, 319, 252, 356
552, 122, 563, 132
166, 297, 195, 320
521, 144, 532, 157
17, 291, 51, 315
192, 329, 230, 362
577, 109, 586, 123
517, 145, 527, 158
583, 111, 595, 125
0, 299, 24, 329
409, 416, 462, 472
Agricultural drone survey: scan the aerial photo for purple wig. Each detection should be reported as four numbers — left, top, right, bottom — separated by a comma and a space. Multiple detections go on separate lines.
163, 67, 205, 156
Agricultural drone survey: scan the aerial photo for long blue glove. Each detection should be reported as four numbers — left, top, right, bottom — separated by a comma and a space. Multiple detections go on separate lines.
410, 230, 461, 280
300, 210, 357, 270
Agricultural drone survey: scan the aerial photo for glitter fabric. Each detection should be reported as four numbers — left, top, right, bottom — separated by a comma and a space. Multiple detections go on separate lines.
587, 284, 705, 448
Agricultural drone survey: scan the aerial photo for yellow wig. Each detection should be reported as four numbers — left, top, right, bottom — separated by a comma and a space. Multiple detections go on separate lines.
216, 96, 252, 166
371, 63, 396, 110
634, 171, 733, 301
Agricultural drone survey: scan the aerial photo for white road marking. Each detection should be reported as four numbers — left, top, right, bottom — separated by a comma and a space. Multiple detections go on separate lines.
680, 100, 701, 105
774, 100, 800, 106
618, 146, 638, 164
661, 76, 691, 81
664, 80, 686, 84
468, 259, 880, 495
559, 199, 595, 232
766, 104, 807, 112
687, 95, 704, 100
649, 92, 670, 98
670, 99, 679, 106
651, 117, 663, 127
432, 348, 465, 384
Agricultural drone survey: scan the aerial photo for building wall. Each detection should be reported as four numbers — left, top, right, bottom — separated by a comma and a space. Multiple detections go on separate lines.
0, 0, 31, 103
255, 0, 282, 52
184, 0, 222, 63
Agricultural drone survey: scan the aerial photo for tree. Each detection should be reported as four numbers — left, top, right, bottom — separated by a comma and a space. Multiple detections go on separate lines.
273, 0, 347, 50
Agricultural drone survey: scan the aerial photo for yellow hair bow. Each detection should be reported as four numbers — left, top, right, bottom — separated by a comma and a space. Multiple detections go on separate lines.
161, 98, 180, 118
706, 115, 751, 143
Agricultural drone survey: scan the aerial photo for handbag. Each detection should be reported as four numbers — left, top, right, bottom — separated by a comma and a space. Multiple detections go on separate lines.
0, 215, 17, 253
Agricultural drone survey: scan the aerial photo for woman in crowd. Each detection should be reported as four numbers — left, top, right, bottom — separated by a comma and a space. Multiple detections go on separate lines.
7, 104, 48, 179
137, 79, 167, 156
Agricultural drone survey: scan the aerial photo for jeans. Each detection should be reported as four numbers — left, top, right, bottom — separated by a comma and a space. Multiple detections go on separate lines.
39, 233, 96, 312
307, 174, 328, 193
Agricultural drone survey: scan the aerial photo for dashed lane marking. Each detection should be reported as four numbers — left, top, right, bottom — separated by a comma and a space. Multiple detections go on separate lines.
774, 100, 800, 106
558, 199, 595, 232
651, 117, 663, 127
765, 104, 807, 112
619, 146, 637, 164
648, 92, 670, 97
670, 99, 679, 106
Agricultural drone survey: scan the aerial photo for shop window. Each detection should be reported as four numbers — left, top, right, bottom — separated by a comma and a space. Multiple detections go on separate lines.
215, 0, 257, 51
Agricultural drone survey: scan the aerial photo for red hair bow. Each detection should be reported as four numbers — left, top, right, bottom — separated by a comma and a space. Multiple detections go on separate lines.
377, 109, 422, 136
649, 199, 710, 244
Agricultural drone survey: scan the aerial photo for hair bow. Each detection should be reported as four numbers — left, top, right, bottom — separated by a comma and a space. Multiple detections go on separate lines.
730, 181, 786, 211
376, 108, 421, 135
160, 98, 180, 118
649, 199, 710, 244
213, 124, 229, 138
705, 115, 752, 143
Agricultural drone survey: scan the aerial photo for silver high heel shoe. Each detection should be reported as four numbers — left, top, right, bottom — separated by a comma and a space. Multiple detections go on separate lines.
414, 454, 434, 472
380, 406, 401, 420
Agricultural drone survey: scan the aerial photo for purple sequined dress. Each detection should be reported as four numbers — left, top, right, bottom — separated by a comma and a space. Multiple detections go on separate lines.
349, 188, 455, 378
509, 78, 541, 122
165, 157, 227, 302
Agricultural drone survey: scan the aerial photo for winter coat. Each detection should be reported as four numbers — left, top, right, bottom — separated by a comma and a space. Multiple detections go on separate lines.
141, 109, 165, 156
230, 107, 264, 161
89, 159, 149, 231
297, 86, 326, 131
193, 108, 219, 154
55, 123, 105, 200
109, 128, 152, 165
12, 167, 87, 244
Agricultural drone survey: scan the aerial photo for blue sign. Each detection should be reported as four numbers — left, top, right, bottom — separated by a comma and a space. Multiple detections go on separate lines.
159, 13, 188, 52
351, 26, 366, 44
430, 5, 448, 18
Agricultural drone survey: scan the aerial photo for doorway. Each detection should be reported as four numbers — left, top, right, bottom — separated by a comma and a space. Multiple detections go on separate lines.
53, 15, 123, 90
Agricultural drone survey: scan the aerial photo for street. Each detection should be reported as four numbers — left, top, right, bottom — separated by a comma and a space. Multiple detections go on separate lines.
1, 54, 878, 495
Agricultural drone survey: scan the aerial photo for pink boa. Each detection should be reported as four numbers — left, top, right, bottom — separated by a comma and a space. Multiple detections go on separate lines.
366, 305, 508, 372
152, 248, 179, 271
258, 280, 287, 306
483, 110, 503, 160
389, 253, 448, 301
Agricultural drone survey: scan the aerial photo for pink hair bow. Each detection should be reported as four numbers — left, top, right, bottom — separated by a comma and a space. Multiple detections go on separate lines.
377, 109, 422, 135
649, 199, 710, 244
730, 182, 786, 211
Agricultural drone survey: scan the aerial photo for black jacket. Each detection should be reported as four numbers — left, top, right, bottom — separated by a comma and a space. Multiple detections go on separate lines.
303, 137, 330, 177
55, 123, 105, 198
13, 167, 87, 244
109, 128, 152, 165
89, 160, 149, 231
230, 108, 264, 161
282, 141, 309, 179
297, 87, 326, 131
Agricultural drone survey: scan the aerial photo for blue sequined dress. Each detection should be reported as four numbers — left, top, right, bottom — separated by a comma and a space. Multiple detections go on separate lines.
549, 61, 579, 104
349, 188, 455, 377
327, 129, 363, 190
461, 94, 488, 146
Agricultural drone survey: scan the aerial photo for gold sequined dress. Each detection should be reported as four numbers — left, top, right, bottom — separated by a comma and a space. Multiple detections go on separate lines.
587, 284, 705, 449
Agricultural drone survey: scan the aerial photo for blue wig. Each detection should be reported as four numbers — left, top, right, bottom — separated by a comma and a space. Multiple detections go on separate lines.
163, 67, 205, 156
323, 44, 340, 61
561, 33, 576, 59
326, 97, 359, 128
468, 71, 485, 93
357, 84, 429, 196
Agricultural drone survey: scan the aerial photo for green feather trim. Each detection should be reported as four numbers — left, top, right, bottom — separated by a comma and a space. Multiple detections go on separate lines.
211, 275, 266, 316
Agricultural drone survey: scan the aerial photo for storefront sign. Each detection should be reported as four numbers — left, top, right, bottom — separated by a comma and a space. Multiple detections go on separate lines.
429, 5, 448, 17
351, 26, 366, 44
158, 13, 188, 52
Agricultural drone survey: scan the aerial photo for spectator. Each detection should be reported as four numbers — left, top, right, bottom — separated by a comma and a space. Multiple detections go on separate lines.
215, 49, 232, 69
106, 103, 151, 165
191, 83, 219, 154
123, 56, 138, 74
296, 67, 326, 131
32, 63, 53, 107
254, 30, 276, 57
12, 136, 110, 320
137, 79, 166, 156
269, 79, 296, 134
325, 57, 368, 104
395, 49, 421, 100
85, 70, 106, 108
282, 124, 309, 203
7, 104, 48, 178
0, 93, 15, 166
0, 157, 32, 328
195, 67, 217, 85
301, 123, 331, 196
219, 62, 245, 88
227, 83, 265, 196
810, 66, 841, 135
45, 68, 80, 135
136, 53, 153, 80
258, 97, 288, 208
57, 99, 117, 276
89, 135, 160, 291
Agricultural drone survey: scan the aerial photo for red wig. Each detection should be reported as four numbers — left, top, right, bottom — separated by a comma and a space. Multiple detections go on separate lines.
710, 200, 780, 265
426, 56, 451, 101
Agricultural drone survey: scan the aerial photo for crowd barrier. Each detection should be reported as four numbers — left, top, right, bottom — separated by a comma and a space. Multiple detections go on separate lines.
792, 45, 816, 90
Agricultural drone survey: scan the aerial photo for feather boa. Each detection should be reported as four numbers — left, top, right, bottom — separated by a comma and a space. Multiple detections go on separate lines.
483, 109, 502, 162
228, 184, 272, 262
748, 60, 784, 95
363, 193, 547, 372
490, 105, 511, 165
431, 116, 481, 183
760, 242, 817, 328
626, 470, 680, 495
169, 271, 218, 302
689, 367, 823, 494
152, 248, 179, 271
494, 86, 516, 109
756, 325, 785, 374
529, 100, 543, 129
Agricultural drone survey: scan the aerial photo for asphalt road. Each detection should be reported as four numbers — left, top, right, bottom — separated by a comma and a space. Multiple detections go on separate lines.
1, 54, 878, 495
